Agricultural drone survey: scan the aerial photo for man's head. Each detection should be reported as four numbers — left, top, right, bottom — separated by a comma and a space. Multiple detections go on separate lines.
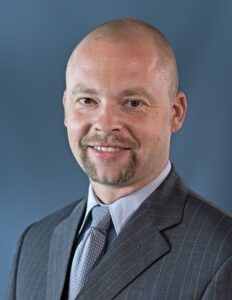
63, 18, 187, 202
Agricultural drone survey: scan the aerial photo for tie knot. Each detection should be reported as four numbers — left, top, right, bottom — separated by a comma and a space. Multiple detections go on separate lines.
91, 206, 111, 231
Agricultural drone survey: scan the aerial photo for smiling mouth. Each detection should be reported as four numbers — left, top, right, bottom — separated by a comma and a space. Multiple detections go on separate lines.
92, 146, 125, 152
89, 145, 131, 153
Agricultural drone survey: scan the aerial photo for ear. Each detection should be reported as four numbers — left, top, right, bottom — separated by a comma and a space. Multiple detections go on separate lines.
171, 91, 187, 133
63, 90, 67, 127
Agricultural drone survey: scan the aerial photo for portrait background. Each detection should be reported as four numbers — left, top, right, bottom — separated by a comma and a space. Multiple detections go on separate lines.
1, 0, 231, 297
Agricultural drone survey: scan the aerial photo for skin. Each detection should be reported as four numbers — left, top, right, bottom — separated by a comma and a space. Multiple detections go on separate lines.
63, 37, 187, 204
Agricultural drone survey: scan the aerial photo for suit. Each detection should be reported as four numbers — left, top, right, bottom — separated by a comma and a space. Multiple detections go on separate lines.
7, 167, 232, 299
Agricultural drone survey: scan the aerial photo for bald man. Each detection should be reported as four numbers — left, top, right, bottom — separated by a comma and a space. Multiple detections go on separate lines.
8, 18, 232, 300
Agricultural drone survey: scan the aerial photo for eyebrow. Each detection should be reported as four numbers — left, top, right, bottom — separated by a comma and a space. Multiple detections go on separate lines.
71, 84, 98, 96
119, 88, 152, 100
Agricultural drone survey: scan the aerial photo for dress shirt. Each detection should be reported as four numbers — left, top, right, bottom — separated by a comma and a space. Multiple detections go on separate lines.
79, 161, 171, 236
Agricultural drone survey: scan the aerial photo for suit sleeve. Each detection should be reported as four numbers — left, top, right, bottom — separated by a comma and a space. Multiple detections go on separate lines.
201, 255, 232, 300
6, 225, 33, 300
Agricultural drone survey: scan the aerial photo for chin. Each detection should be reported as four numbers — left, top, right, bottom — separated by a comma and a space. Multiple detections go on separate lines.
89, 169, 135, 186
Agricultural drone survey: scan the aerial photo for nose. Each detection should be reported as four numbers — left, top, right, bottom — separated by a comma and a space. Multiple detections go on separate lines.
93, 103, 123, 134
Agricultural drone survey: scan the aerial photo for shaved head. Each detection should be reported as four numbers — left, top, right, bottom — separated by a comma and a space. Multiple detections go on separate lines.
63, 17, 187, 198
66, 18, 179, 99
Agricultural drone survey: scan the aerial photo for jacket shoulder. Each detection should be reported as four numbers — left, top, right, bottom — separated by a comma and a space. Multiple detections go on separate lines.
186, 188, 231, 223
183, 188, 232, 253
26, 198, 86, 237
7, 198, 86, 299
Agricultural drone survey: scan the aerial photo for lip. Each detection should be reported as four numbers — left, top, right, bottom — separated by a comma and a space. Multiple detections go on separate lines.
87, 144, 130, 152
92, 146, 123, 152
88, 144, 130, 149
87, 145, 130, 161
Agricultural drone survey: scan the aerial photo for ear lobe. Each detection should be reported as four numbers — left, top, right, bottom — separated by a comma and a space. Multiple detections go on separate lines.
63, 90, 67, 127
171, 91, 187, 133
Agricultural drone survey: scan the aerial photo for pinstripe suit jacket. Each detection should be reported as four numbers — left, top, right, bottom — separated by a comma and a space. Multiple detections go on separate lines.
7, 167, 232, 299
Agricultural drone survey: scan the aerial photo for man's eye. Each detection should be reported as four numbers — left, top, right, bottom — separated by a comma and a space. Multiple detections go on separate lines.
127, 100, 142, 107
79, 98, 94, 104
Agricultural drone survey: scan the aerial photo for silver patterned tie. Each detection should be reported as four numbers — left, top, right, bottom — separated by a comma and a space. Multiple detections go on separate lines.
69, 205, 111, 300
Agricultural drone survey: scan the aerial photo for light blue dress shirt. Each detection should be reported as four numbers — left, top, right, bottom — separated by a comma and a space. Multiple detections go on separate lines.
80, 161, 171, 235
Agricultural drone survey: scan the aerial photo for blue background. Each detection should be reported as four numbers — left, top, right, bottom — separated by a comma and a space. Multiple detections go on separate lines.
1, 0, 231, 298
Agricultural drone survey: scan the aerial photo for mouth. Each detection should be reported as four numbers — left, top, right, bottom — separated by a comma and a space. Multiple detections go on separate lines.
89, 145, 130, 152
86, 144, 131, 162
80, 134, 139, 154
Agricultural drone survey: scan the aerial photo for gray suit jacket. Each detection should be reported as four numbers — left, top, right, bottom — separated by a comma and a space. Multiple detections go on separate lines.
7, 167, 232, 299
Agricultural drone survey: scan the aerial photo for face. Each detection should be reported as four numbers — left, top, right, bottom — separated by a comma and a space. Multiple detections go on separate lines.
63, 38, 186, 190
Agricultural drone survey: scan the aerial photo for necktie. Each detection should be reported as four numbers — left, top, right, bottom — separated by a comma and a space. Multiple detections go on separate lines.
69, 206, 112, 300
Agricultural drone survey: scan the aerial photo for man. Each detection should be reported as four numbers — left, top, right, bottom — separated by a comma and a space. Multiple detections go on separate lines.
8, 18, 232, 300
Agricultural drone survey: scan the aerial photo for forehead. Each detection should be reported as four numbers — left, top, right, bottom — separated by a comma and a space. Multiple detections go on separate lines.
72, 38, 161, 71
66, 39, 165, 92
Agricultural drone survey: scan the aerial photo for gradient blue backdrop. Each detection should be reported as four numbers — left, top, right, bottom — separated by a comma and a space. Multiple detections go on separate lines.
1, 0, 232, 298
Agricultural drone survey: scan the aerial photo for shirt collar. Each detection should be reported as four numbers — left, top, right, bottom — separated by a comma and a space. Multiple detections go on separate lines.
83, 161, 171, 235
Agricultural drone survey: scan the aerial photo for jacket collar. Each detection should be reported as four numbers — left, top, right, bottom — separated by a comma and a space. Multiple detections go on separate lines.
46, 198, 86, 300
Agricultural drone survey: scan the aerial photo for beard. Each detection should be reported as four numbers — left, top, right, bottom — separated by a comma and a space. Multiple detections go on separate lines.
79, 134, 139, 186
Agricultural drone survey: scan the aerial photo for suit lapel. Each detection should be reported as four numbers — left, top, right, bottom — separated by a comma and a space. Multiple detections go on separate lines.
46, 198, 87, 300
77, 168, 187, 299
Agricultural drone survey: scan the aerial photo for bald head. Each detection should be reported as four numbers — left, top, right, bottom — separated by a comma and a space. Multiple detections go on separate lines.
66, 18, 179, 99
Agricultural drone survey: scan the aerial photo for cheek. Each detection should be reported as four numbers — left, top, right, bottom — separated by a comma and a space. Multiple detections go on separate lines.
138, 112, 171, 137
66, 116, 90, 152
135, 119, 171, 152
66, 108, 90, 133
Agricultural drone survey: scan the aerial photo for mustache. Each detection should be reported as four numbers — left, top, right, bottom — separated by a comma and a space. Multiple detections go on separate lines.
80, 134, 139, 150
